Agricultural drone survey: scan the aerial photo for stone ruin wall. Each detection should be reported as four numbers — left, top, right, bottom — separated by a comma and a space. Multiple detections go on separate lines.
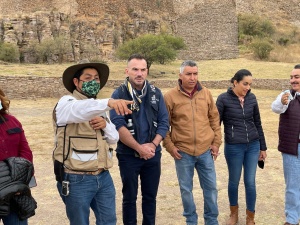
175, 0, 238, 60
0, 0, 299, 64
0, 75, 290, 99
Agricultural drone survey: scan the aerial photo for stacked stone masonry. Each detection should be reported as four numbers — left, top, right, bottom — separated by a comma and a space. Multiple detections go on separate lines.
0, 0, 299, 64
0, 75, 290, 99
0, 0, 238, 62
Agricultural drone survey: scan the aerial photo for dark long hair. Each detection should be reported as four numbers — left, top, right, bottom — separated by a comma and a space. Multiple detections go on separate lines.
231, 69, 252, 84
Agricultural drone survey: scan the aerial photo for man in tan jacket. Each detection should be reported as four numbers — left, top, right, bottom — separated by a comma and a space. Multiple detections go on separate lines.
163, 60, 222, 225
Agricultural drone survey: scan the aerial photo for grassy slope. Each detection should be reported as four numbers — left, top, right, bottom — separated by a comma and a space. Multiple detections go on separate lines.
0, 58, 296, 80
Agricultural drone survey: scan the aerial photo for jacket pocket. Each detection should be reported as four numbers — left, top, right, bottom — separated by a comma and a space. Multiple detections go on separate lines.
66, 137, 99, 171
97, 137, 113, 170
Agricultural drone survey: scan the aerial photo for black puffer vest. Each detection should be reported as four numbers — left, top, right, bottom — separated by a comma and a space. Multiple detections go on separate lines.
278, 90, 300, 156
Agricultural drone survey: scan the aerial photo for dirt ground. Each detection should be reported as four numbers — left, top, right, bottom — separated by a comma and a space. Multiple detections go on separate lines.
7, 88, 287, 225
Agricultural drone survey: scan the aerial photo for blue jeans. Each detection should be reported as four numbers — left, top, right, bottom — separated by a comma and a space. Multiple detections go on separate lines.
282, 144, 300, 224
1, 211, 27, 225
175, 150, 219, 225
224, 140, 260, 212
57, 170, 116, 225
117, 152, 161, 225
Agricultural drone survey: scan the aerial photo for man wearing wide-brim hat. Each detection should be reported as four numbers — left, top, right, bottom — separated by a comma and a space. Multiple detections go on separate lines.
52, 59, 132, 225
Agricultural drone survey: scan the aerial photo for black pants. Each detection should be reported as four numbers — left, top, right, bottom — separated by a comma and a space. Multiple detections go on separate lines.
117, 152, 161, 225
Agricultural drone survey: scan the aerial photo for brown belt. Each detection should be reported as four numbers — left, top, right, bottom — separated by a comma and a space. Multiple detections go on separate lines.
64, 168, 104, 175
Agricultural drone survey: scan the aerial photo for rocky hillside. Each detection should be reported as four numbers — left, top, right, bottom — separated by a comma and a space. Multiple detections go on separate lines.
236, 0, 300, 27
0, 0, 298, 63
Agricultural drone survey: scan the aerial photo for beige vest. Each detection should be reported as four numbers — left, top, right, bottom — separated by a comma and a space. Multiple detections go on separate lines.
52, 91, 113, 171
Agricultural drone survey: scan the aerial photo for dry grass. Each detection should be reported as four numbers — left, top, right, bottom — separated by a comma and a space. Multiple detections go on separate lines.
0, 58, 296, 81
270, 44, 300, 63
8, 87, 287, 225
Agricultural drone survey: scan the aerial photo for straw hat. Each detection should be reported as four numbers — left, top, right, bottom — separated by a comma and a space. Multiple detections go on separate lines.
62, 59, 109, 93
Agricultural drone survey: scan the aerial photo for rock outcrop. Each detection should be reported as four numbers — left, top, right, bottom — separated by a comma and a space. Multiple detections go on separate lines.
0, 0, 238, 62
0, 0, 299, 63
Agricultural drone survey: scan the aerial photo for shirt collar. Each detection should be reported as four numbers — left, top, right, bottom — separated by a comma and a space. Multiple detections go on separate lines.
178, 79, 200, 98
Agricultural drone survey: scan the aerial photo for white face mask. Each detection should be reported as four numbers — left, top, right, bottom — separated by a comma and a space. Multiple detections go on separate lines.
0, 101, 2, 110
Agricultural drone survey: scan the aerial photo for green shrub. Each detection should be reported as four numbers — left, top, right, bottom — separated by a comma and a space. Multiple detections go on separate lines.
278, 37, 289, 46
32, 36, 72, 63
79, 42, 101, 62
0, 42, 20, 63
35, 38, 56, 63
116, 33, 185, 73
250, 39, 273, 60
259, 20, 275, 37
238, 33, 253, 45
238, 14, 275, 38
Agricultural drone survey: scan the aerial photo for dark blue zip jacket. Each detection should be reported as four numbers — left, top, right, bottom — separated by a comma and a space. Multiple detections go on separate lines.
109, 81, 169, 155
216, 88, 267, 150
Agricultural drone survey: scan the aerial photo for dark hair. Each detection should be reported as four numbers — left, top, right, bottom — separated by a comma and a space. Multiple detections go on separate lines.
294, 64, 300, 69
127, 54, 147, 67
73, 66, 98, 80
230, 69, 252, 84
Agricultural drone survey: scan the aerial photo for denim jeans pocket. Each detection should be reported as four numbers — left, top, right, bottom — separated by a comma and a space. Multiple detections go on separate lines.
65, 173, 85, 184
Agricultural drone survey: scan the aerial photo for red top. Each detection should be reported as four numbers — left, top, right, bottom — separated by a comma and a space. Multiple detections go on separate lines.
0, 114, 33, 162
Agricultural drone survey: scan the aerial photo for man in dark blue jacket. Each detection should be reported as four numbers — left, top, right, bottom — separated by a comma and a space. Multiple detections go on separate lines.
110, 54, 169, 225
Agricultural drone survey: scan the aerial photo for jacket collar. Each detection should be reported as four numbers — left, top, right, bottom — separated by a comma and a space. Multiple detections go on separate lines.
72, 89, 89, 100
